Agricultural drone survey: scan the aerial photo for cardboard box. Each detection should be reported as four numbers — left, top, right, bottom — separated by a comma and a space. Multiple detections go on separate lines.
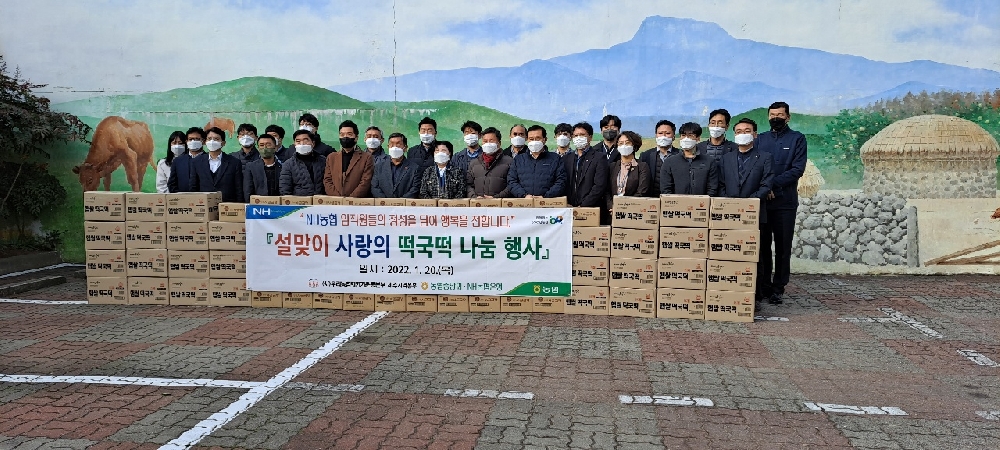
657, 258, 707, 290
209, 250, 246, 279
281, 196, 314, 205
208, 221, 246, 250
438, 295, 469, 313
406, 294, 438, 312
249, 195, 282, 205
532, 296, 565, 314
500, 296, 534, 313
167, 250, 210, 278
343, 293, 375, 311
345, 198, 375, 206
166, 222, 209, 250
283, 292, 314, 309
125, 193, 166, 221
659, 195, 710, 228
374, 198, 406, 207
656, 288, 706, 320
469, 295, 501, 313
612, 196, 659, 229
709, 229, 760, 262
374, 294, 406, 311
125, 221, 166, 249
84, 221, 126, 250
500, 198, 534, 208
218, 202, 246, 222
710, 197, 761, 230
608, 288, 655, 317
609, 258, 658, 289
705, 290, 755, 322
86, 276, 127, 305
405, 198, 438, 207
565, 285, 610, 315
572, 256, 609, 287
312, 195, 344, 206
126, 249, 168, 277
469, 198, 501, 208
573, 207, 600, 227
313, 292, 344, 309
127, 276, 169, 305
210, 278, 250, 307
168, 278, 211, 306
534, 197, 568, 208
251, 291, 283, 308
659, 227, 709, 259
438, 198, 469, 207
165, 193, 221, 222
610, 228, 658, 259
572, 226, 611, 257
83, 191, 125, 221
85, 250, 127, 277
706, 259, 757, 292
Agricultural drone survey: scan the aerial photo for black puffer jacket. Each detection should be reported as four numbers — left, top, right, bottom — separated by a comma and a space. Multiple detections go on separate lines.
279, 152, 327, 195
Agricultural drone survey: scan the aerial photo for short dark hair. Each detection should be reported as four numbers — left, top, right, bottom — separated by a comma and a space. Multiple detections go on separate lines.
237, 123, 257, 135
365, 126, 382, 137
206, 127, 226, 141
436, 140, 454, 156
165, 130, 186, 165
482, 127, 502, 141
257, 134, 276, 145
292, 129, 315, 142
460, 120, 483, 134
599, 115, 622, 128
655, 120, 676, 133
619, 131, 642, 150
264, 124, 285, 139
554, 123, 573, 135
678, 122, 703, 137
510, 124, 527, 134
572, 122, 594, 137
527, 125, 547, 138
388, 132, 407, 147
298, 113, 319, 128
418, 116, 437, 131
768, 102, 790, 115
708, 109, 731, 126
339, 120, 359, 135
734, 118, 758, 132
186, 127, 206, 140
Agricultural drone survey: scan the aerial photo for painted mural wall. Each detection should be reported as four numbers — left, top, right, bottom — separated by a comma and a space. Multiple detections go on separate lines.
1, 0, 999, 272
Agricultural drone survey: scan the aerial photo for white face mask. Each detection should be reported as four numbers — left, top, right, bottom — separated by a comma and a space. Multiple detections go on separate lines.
618, 145, 635, 156
527, 141, 544, 153
299, 125, 316, 133
572, 136, 589, 149
555, 135, 571, 148
481, 142, 499, 154
238, 135, 255, 147
434, 152, 450, 164
734, 133, 754, 146
205, 140, 223, 152
510, 136, 526, 147
655, 136, 673, 148
365, 137, 381, 149
419, 133, 435, 144
708, 127, 726, 139
463, 134, 479, 146
680, 138, 698, 150
295, 144, 313, 155
187, 140, 203, 151
170, 144, 186, 156
388, 146, 405, 159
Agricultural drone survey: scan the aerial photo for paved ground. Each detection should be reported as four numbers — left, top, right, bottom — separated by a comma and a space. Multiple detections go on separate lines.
1, 274, 999, 449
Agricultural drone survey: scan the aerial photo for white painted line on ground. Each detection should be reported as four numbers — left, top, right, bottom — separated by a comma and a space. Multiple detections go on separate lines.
443, 389, 534, 400
0, 298, 89, 305
619, 395, 714, 407
0, 374, 263, 389
878, 307, 943, 338
976, 410, 1000, 420
958, 350, 1000, 367
804, 402, 907, 416
0, 263, 81, 279
283, 382, 366, 392
160, 310, 389, 450
838, 317, 898, 324
754, 316, 789, 322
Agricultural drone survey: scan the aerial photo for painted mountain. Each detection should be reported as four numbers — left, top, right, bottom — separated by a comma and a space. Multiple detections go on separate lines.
332, 16, 1000, 124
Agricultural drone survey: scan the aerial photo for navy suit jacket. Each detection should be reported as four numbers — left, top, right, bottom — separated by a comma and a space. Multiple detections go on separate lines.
756, 126, 807, 210
167, 152, 200, 192
717, 147, 774, 223
371, 157, 421, 198
190, 152, 244, 203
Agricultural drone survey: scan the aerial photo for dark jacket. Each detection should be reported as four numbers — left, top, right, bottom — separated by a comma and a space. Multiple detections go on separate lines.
451, 147, 482, 178
275, 145, 293, 162
190, 152, 244, 203
638, 148, 680, 197
280, 152, 327, 196
507, 151, 567, 198
231, 148, 260, 167
696, 139, 739, 160
562, 147, 608, 207
718, 146, 774, 223
407, 142, 438, 175
368, 147, 389, 167
756, 126, 807, 210
593, 141, 621, 164
244, 158, 282, 202
502, 145, 526, 159
467, 153, 513, 198
660, 152, 718, 196
313, 137, 336, 157
420, 165, 466, 199
372, 156, 421, 198
167, 151, 201, 192
608, 159, 650, 210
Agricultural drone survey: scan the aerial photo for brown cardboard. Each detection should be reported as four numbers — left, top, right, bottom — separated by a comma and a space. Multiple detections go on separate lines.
374, 294, 407, 311
313, 292, 344, 309
612, 196, 659, 229
500, 296, 534, 313
251, 291, 283, 308
608, 288, 656, 317
709, 197, 761, 230
86, 277, 127, 304
125, 193, 166, 221
218, 202, 246, 222
249, 195, 282, 205
500, 198, 534, 208
210, 278, 250, 307
405, 294, 438, 312
469, 295, 502, 312
437, 198, 470, 207
343, 293, 375, 311
165, 193, 221, 222
659, 227, 709, 259
438, 295, 470, 313
209, 250, 246, 279
373, 198, 407, 207
281, 196, 314, 205
127, 277, 169, 305
708, 229, 760, 262
168, 278, 211, 306
345, 198, 375, 206
167, 250, 211, 278
705, 290, 755, 322
84, 221, 126, 250
534, 196, 568, 208
405, 198, 438, 207
659, 194, 710, 228
610, 228, 658, 259
83, 191, 125, 221
126, 249, 168, 277
125, 221, 166, 249
657, 258, 707, 290
284, 292, 315, 309
85, 250, 127, 277
565, 285, 610, 315
208, 221, 246, 250
166, 222, 209, 250
312, 195, 345, 205
572, 256, 610, 286
572, 227, 611, 257
469, 198, 501, 208
609, 258, 658, 289
572, 207, 600, 227
532, 296, 565, 313
706, 259, 757, 292
656, 288, 706, 320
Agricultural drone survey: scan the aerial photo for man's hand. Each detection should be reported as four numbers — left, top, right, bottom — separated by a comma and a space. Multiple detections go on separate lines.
767, 190, 775, 200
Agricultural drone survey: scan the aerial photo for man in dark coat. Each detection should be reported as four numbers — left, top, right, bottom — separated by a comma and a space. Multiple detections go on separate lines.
190, 127, 243, 203
279, 130, 327, 196
507, 125, 566, 198
372, 133, 421, 198
638, 119, 679, 197
562, 122, 609, 218
660, 122, 718, 196
167, 127, 206, 193
244, 134, 282, 201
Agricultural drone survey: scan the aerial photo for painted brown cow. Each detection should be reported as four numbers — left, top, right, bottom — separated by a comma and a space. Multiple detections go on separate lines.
204, 116, 236, 137
73, 116, 155, 192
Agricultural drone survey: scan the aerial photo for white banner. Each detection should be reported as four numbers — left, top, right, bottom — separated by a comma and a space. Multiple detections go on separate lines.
246, 205, 573, 296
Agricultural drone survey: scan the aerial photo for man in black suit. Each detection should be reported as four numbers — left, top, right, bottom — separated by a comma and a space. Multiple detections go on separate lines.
297, 113, 336, 157
592, 114, 622, 164
563, 122, 609, 221
717, 118, 774, 308
243, 134, 282, 201
660, 122, 718, 196
638, 119, 678, 196
372, 133, 421, 198
190, 127, 243, 203
167, 127, 206, 193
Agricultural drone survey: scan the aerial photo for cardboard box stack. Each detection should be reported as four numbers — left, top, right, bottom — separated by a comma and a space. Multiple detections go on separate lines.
606, 196, 659, 317
656, 194, 710, 320
705, 197, 761, 322
568, 201, 611, 315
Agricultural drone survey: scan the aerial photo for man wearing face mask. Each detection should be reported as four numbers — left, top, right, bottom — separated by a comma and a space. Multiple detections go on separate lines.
323, 120, 374, 197
190, 127, 244, 203
364, 126, 388, 166
638, 119, 678, 197
507, 125, 566, 199
504, 124, 528, 157
244, 134, 283, 201
756, 101, 807, 306
279, 130, 327, 197
563, 122, 609, 217
265, 125, 292, 162
297, 113, 335, 157
168, 127, 208, 193
232, 123, 260, 168
466, 126, 514, 198
407, 117, 439, 174
451, 120, 483, 178
553, 123, 573, 157
594, 114, 623, 164
696, 109, 739, 160
660, 122, 718, 196
372, 133, 421, 198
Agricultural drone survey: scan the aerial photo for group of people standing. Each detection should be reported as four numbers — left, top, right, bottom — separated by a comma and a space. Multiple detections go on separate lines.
156, 102, 806, 306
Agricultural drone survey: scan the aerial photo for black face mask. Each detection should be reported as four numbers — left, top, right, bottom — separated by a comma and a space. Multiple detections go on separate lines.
340, 137, 357, 149
769, 117, 786, 130
602, 129, 619, 142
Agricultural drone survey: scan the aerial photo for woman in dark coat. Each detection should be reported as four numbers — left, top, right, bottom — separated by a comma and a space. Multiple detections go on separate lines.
420, 141, 467, 199
607, 130, 650, 210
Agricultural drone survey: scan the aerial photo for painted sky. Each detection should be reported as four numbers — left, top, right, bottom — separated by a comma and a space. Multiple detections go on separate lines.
0, 0, 997, 103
